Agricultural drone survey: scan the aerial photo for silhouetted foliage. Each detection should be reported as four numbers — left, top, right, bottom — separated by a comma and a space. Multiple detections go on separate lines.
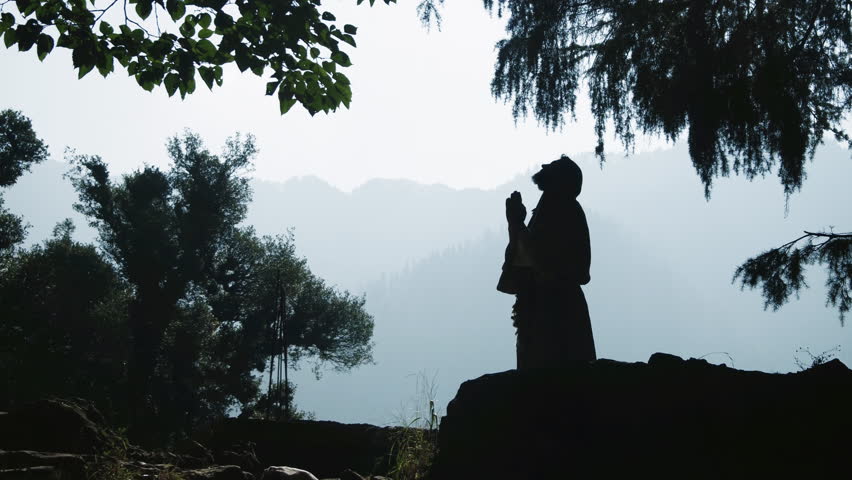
211, 231, 374, 414
0, 0, 395, 114
0, 221, 131, 416
0, 108, 48, 251
0, 109, 48, 187
67, 130, 256, 438
59, 130, 373, 440
240, 380, 315, 420
463, 0, 851, 197
0, 196, 26, 252
734, 231, 852, 322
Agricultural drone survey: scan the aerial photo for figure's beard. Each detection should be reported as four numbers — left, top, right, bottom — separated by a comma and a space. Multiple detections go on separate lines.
532, 169, 548, 191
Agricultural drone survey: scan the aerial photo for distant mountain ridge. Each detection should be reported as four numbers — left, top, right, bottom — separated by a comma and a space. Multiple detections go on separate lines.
5, 143, 852, 424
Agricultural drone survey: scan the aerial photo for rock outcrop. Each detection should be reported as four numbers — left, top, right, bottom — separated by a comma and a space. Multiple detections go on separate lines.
207, 419, 400, 478
432, 353, 852, 479
0, 398, 389, 480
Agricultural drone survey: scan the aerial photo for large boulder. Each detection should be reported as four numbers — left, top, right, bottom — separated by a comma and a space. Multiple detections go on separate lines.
432, 353, 852, 479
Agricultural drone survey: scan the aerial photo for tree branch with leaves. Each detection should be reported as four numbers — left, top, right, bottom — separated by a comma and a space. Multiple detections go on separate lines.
734, 231, 852, 322
1, 0, 396, 114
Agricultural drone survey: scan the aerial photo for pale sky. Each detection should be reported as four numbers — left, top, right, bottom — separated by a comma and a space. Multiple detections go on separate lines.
0, 0, 674, 191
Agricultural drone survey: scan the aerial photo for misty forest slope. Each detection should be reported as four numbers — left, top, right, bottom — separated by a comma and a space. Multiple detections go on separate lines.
6, 143, 852, 424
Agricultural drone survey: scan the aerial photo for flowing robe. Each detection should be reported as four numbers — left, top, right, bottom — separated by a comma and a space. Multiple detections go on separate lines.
497, 192, 596, 368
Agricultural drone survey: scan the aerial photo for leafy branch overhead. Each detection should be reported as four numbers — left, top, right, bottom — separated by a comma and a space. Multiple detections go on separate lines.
734, 232, 852, 322
0, 0, 395, 115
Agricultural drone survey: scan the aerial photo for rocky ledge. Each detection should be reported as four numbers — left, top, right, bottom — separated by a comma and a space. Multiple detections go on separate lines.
0, 398, 391, 480
432, 353, 852, 479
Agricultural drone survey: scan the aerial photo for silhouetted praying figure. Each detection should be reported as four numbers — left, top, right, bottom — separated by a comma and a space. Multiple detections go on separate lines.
497, 155, 596, 369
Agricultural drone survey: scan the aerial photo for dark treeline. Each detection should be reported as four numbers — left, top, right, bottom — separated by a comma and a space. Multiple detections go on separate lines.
0, 110, 374, 444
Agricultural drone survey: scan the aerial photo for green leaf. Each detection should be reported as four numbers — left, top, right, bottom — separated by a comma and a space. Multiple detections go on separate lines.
321, 12, 336, 21
198, 13, 212, 29
279, 97, 297, 114
0, 13, 14, 34
136, 0, 153, 20
15, 24, 40, 52
99, 22, 114, 36
198, 66, 215, 90
333, 72, 350, 85
234, 48, 250, 72
97, 54, 114, 76
15, 0, 37, 16
341, 34, 356, 47
214, 11, 234, 30
194, 39, 216, 59
167, 0, 186, 22
3, 29, 16, 48
344, 24, 357, 35
330, 51, 351, 67
36, 34, 53, 61
198, 28, 213, 39
179, 21, 195, 38
310, 47, 320, 59
78, 63, 94, 79
164, 72, 179, 96
265, 81, 279, 96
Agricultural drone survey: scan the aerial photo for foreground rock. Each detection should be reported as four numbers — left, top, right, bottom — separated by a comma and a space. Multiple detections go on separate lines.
432, 353, 852, 479
0, 399, 394, 480
207, 419, 400, 478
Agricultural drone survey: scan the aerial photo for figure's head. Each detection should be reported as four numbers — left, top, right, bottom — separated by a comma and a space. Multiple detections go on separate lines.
532, 155, 583, 197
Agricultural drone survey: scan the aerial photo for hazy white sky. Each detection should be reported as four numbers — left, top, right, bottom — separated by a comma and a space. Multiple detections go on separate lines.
0, 0, 675, 191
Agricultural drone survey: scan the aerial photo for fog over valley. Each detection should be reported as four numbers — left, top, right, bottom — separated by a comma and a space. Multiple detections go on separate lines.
7, 142, 851, 424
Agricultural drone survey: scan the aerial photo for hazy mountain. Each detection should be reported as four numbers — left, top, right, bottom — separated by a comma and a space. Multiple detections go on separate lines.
4, 143, 851, 425
247, 176, 507, 291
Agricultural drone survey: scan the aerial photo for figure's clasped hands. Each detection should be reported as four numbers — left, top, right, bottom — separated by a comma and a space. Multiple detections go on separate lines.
505, 191, 526, 226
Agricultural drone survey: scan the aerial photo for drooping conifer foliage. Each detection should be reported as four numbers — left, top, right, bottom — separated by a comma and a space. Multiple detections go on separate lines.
0, 0, 395, 114
734, 232, 852, 323
473, 0, 851, 197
